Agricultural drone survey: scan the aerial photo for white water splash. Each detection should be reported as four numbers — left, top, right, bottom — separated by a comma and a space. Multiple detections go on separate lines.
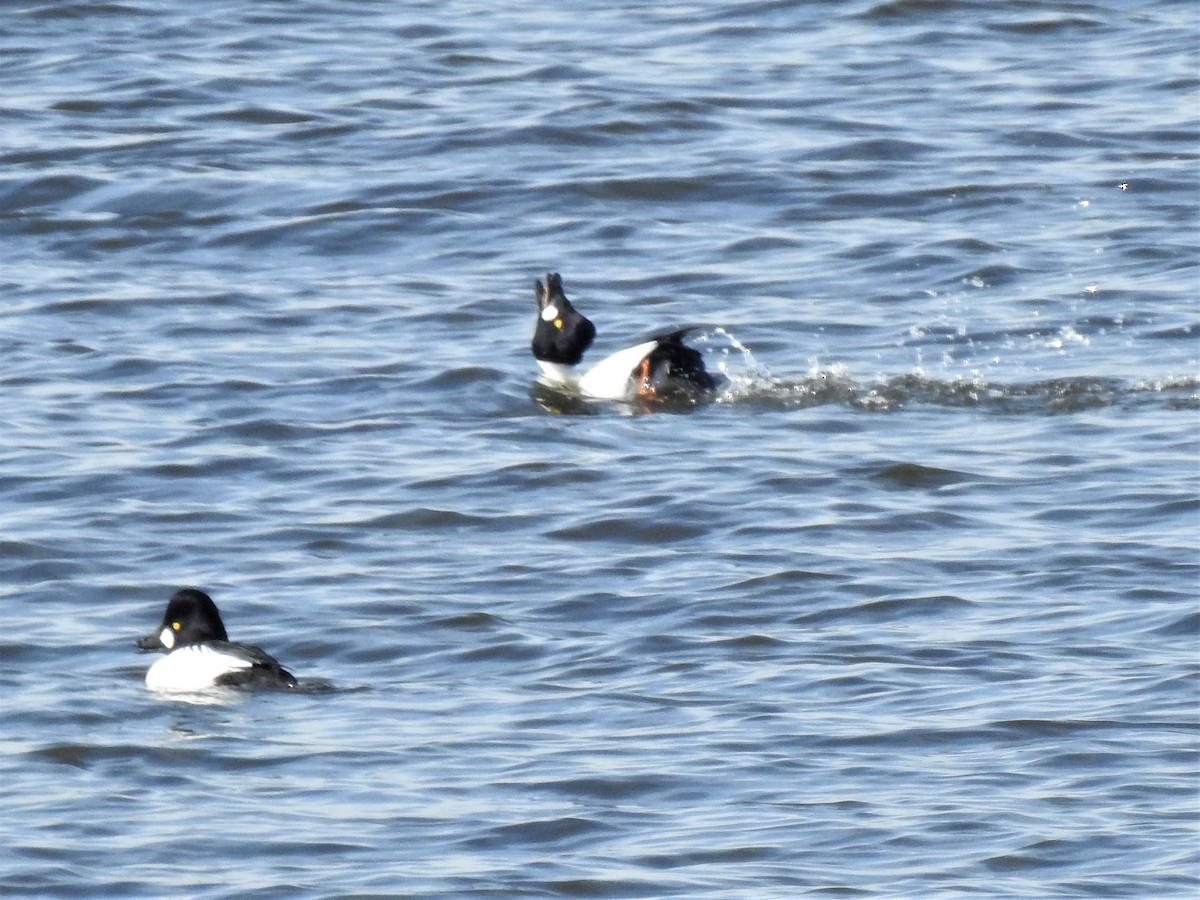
694, 327, 777, 401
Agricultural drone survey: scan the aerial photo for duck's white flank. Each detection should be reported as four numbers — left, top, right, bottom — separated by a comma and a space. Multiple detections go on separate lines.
536, 339, 660, 401
145, 644, 251, 693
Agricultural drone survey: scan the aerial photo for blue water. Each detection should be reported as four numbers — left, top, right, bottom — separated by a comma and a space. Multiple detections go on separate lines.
1, 1, 1197, 896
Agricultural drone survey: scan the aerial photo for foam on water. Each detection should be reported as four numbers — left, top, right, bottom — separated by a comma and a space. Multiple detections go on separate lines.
700, 325, 1200, 413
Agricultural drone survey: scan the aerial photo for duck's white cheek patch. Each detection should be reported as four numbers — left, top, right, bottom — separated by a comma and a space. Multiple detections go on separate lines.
540, 304, 559, 322
159, 626, 175, 650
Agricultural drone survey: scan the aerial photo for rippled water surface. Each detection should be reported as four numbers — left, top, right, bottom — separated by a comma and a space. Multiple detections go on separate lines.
1, 0, 1197, 897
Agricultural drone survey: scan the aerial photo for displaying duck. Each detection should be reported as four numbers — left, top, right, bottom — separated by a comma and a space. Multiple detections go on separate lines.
530, 272, 721, 402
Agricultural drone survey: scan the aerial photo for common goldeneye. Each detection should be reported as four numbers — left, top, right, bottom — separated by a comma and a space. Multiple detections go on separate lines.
136, 588, 297, 693
530, 272, 721, 402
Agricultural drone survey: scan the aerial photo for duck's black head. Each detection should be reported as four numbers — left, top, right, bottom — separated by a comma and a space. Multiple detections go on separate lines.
531, 273, 596, 366
136, 587, 229, 652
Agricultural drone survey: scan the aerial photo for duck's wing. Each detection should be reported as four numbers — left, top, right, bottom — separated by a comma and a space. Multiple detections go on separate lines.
633, 324, 711, 345
209, 641, 298, 689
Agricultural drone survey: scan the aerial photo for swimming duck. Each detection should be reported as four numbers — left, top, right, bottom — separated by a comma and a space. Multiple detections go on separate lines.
530, 272, 721, 402
136, 588, 298, 693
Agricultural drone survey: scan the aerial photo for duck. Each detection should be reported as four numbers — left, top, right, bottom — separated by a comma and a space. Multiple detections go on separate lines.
135, 588, 298, 693
530, 272, 721, 402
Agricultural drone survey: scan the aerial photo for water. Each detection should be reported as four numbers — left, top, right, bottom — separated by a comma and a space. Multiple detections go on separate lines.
1, 0, 1197, 896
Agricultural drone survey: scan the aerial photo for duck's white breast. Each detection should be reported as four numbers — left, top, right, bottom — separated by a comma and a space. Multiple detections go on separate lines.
535, 359, 579, 387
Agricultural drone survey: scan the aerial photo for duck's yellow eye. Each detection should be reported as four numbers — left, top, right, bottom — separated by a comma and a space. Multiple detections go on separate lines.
171, 621, 182, 631
554, 318, 563, 329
